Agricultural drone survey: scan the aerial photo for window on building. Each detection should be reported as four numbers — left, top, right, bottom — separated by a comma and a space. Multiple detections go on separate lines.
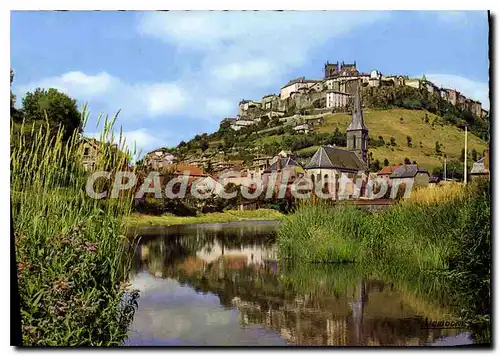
84, 147, 90, 156
352, 136, 356, 149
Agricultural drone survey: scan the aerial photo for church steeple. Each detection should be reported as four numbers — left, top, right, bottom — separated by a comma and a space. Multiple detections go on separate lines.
346, 81, 368, 164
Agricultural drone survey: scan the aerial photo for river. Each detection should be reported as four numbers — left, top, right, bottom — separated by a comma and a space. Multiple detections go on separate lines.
124, 221, 475, 346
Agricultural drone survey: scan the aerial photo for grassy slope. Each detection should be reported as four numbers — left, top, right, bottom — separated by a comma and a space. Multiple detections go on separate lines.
126, 209, 284, 227
219, 108, 487, 172
318, 108, 487, 171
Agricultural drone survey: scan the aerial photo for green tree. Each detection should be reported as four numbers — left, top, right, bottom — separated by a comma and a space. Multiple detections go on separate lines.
22, 88, 82, 139
404, 157, 411, 164
435, 141, 442, 155
406, 135, 412, 147
472, 148, 478, 162
369, 159, 381, 172
446, 160, 465, 181
199, 140, 209, 152
383, 158, 390, 166
178, 140, 187, 149
389, 137, 396, 146
10, 69, 22, 122
332, 127, 347, 146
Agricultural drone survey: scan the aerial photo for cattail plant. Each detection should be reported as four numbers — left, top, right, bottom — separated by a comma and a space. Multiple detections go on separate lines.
11, 105, 138, 346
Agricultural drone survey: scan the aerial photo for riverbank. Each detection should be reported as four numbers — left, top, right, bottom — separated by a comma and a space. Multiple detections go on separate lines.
12, 114, 137, 346
126, 209, 284, 227
277, 179, 491, 342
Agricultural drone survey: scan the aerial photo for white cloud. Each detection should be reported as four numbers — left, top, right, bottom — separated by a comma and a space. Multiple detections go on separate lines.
425, 73, 489, 109
15, 12, 393, 149
17, 71, 191, 121
24, 71, 114, 99
87, 127, 170, 159
137, 11, 390, 107
140, 83, 190, 117
204, 98, 233, 117
210, 59, 276, 83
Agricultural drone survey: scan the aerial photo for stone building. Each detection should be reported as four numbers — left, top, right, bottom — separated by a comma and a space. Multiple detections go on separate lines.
445, 89, 458, 106
288, 90, 326, 111
326, 91, 350, 109
238, 99, 262, 116
280, 77, 321, 100
465, 99, 482, 118
230, 119, 255, 131
144, 149, 176, 170
324, 61, 359, 78
261, 94, 280, 110
293, 123, 311, 134
389, 165, 430, 189
261, 156, 304, 191
81, 137, 101, 171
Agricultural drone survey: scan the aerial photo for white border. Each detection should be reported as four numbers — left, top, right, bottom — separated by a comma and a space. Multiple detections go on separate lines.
3, 2, 498, 355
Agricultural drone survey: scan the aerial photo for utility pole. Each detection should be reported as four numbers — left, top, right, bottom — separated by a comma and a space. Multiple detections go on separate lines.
444, 155, 447, 181
464, 126, 468, 185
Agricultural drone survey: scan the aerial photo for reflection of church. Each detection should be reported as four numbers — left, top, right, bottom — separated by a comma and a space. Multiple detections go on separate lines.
133, 227, 463, 346
232, 278, 462, 346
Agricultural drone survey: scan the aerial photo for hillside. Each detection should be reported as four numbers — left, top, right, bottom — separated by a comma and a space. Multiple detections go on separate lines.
171, 108, 487, 174
319, 108, 487, 170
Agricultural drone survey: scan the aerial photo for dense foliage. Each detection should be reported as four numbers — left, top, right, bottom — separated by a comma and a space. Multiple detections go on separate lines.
11, 111, 138, 346
11, 70, 83, 141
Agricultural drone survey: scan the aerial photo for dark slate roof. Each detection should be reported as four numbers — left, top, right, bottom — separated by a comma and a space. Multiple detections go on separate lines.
263, 157, 302, 173
389, 165, 429, 179
281, 77, 319, 89
304, 145, 366, 171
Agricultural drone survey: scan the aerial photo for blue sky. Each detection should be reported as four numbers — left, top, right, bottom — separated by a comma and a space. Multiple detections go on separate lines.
11, 11, 489, 156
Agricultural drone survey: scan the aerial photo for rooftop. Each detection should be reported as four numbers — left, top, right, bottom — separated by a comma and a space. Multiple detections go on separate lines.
263, 157, 303, 173
305, 145, 366, 171
389, 164, 429, 179
377, 165, 402, 176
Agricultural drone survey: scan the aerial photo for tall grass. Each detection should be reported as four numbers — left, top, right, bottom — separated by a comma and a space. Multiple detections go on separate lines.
277, 178, 491, 342
11, 107, 138, 346
403, 182, 463, 205
278, 180, 489, 269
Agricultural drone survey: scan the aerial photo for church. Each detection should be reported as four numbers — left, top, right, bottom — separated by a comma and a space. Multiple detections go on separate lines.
304, 81, 368, 191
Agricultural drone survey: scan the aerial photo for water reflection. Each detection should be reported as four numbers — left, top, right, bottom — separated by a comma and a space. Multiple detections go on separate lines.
126, 221, 473, 346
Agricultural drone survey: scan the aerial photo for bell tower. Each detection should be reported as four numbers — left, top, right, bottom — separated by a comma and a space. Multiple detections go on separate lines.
346, 81, 368, 163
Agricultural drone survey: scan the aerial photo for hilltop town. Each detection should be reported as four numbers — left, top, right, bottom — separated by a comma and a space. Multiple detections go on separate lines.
223, 61, 487, 132
136, 60, 489, 194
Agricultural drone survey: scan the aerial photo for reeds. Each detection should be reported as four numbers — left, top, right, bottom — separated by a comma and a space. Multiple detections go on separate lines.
278, 180, 490, 271
277, 179, 491, 342
11, 106, 137, 346
404, 182, 463, 205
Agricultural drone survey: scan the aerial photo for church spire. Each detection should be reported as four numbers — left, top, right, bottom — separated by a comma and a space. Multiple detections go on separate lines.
346, 81, 368, 164
347, 81, 367, 132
